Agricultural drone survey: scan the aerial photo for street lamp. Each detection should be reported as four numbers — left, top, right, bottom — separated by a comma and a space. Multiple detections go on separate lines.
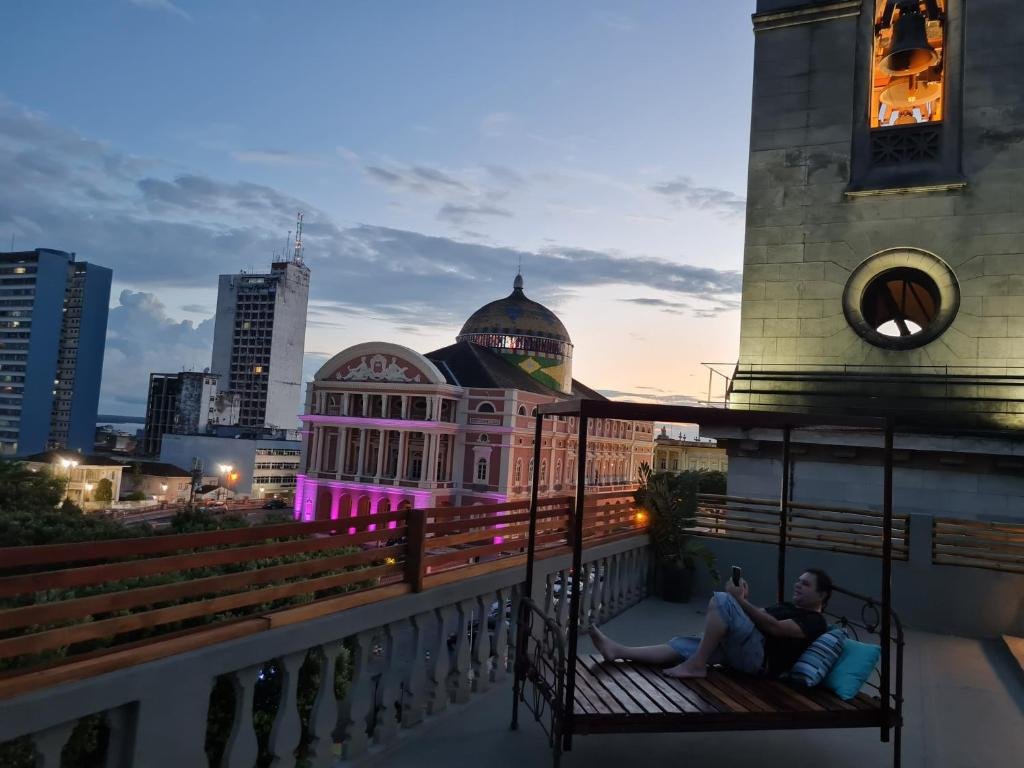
58, 457, 80, 503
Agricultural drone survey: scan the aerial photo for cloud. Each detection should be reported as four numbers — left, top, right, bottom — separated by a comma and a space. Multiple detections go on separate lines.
127, 0, 192, 22
231, 149, 326, 168
650, 176, 746, 217
0, 97, 742, 410
364, 163, 469, 196
181, 304, 212, 314
621, 295, 741, 318
437, 203, 513, 226
481, 112, 514, 137
593, 11, 633, 31
101, 290, 213, 412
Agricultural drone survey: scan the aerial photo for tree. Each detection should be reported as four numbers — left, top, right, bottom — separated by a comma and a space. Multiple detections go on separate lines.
0, 460, 65, 512
93, 478, 113, 503
0, 460, 140, 547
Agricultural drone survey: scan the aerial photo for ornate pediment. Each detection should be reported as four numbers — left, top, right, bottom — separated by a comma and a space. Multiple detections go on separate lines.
335, 353, 424, 383
315, 342, 448, 385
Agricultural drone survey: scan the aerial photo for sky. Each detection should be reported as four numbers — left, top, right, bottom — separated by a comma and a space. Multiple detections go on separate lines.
1, 1, 756, 416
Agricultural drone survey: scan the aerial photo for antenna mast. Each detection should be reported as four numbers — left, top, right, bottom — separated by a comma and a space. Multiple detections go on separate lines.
292, 211, 304, 265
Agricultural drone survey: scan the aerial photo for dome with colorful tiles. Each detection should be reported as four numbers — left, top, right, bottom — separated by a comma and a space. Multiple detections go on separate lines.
457, 274, 574, 393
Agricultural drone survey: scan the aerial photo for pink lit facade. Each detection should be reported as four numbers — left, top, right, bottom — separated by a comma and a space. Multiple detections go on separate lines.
295, 341, 654, 521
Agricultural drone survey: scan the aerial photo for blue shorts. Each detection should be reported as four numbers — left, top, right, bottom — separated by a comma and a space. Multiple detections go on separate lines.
668, 592, 766, 675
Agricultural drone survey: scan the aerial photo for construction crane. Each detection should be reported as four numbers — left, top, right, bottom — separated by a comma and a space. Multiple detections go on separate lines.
292, 211, 304, 265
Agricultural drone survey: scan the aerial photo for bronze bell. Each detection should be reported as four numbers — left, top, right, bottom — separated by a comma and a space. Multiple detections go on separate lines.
879, 3, 939, 77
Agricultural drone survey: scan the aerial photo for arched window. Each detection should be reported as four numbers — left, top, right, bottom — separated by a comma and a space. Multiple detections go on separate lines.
357, 496, 371, 515
377, 498, 391, 514
398, 499, 412, 511
531, 407, 538, 416
476, 457, 489, 482
478, 402, 495, 413
554, 459, 562, 485
514, 458, 523, 484
479, 434, 489, 443
517, 405, 527, 416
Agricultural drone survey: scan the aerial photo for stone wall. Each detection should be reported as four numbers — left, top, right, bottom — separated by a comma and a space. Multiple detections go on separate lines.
737, 0, 1024, 428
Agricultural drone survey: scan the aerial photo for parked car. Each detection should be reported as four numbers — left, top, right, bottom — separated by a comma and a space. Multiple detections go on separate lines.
262, 499, 287, 510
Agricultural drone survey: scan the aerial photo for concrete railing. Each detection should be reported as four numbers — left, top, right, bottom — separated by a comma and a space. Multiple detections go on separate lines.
0, 534, 651, 767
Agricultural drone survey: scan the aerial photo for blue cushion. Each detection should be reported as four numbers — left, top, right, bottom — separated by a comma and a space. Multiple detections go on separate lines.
824, 639, 882, 700
786, 628, 846, 686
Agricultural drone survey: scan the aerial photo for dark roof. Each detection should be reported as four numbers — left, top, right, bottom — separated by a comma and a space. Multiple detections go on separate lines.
19, 451, 124, 467
122, 460, 191, 478
425, 341, 606, 402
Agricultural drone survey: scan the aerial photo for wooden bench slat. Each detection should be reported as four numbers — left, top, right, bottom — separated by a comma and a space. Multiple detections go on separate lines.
581, 656, 664, 714
574, 659, 627, 713
616, 662, 685, 713
575, 657, 646, 715
630, 664, 715, 714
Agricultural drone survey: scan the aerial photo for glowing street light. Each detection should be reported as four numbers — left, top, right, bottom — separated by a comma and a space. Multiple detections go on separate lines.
218, 464, 234, 475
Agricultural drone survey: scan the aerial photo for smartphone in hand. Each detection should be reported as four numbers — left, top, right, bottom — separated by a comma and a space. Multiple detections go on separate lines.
731, 565, 742, 586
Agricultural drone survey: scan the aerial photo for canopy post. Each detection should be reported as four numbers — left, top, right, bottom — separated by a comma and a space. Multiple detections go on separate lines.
777, 426, 792, 604
881, 419, 894, 742
561, 409, 589, 752
523, 411, 546, 604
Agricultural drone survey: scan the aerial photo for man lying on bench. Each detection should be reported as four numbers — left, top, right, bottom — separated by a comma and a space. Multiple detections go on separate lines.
589, 568, 832, 680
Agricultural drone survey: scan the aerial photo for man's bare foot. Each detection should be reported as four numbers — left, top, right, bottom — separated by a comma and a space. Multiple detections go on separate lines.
588, 626, 620, 663
663, 660, 707, 679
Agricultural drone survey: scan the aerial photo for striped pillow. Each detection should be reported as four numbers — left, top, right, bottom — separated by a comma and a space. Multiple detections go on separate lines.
786, 628, 846, 687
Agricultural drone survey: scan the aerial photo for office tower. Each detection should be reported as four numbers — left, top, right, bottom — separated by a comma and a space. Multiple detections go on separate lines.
0, 249, 111, 455
210, 260, 309, 431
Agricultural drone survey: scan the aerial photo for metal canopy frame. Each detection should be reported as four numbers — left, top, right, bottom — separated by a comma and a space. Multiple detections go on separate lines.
512, 401, 900, 766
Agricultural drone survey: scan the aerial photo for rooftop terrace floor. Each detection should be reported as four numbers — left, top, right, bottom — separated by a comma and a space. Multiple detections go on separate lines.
364, 596, 1024, 768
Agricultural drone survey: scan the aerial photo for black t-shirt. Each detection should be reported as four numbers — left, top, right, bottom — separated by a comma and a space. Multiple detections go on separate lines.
763, 603, 827, 675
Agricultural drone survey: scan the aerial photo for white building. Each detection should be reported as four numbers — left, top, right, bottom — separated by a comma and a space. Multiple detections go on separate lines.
210, 260, 309, 431
159, 432, 301, 500
21, 451, 124, 509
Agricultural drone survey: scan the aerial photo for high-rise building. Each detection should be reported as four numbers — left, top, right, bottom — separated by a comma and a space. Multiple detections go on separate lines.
0, 249, 111, 456
210, 260, 309, 431
141, 371, 241, 456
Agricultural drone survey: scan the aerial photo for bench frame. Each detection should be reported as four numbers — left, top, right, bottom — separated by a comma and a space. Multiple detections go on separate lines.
510, 402, 904, 768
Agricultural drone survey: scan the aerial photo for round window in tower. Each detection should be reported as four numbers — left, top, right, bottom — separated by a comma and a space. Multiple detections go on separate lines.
843, 249, 959, 350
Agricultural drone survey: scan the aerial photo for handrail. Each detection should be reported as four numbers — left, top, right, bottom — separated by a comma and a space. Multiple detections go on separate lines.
0, 496, 649, 674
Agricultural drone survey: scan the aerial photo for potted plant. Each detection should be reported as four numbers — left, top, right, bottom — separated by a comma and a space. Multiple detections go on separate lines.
635, 463, 719, 603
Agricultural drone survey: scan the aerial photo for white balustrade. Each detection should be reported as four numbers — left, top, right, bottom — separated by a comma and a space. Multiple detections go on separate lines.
1, 535, 652, 767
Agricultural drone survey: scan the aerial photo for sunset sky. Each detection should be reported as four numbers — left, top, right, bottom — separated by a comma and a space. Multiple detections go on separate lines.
1, 1, 755, 415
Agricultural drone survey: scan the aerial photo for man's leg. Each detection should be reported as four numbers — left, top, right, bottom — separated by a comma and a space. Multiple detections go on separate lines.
662, 595, 730, 679
588, 626, 682, 666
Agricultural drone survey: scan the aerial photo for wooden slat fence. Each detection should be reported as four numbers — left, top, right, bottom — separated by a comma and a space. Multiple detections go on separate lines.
932, 517, 1024, 574
688, 494, 910, 560
0, 492, 649, 674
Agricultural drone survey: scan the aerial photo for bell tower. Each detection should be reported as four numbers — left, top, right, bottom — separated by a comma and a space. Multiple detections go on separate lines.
723, 0, 1024, 518
732, 0, 1024, 432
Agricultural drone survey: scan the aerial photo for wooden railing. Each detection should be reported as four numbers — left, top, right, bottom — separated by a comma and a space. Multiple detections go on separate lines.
932, 517, 1024, 574
689, 494, 910, 560
0, 492, 647, 679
